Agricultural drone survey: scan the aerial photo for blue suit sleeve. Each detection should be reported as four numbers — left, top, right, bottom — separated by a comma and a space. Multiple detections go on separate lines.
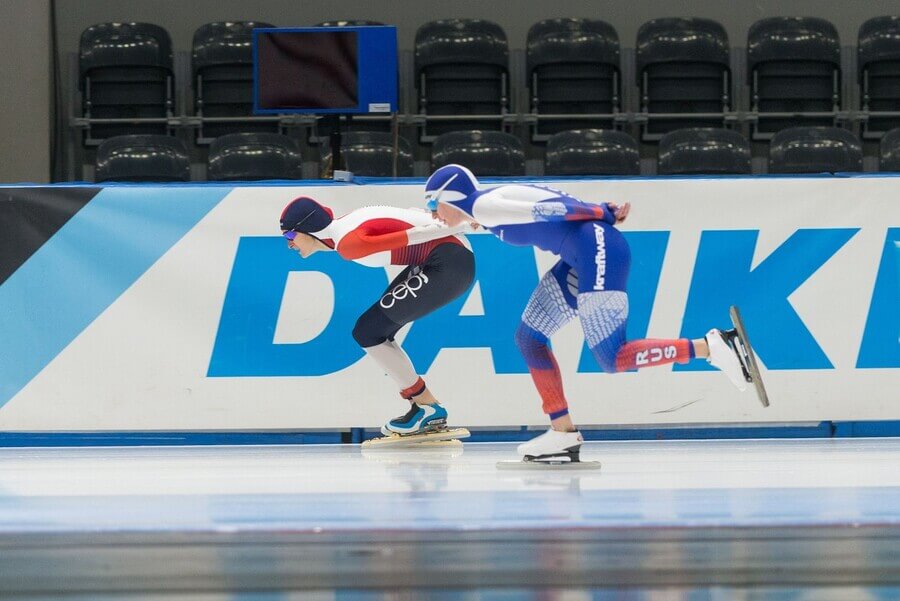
532, 198, 617, 225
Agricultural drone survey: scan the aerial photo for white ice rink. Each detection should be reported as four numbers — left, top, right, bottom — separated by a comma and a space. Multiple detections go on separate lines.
1, 438, 899, 599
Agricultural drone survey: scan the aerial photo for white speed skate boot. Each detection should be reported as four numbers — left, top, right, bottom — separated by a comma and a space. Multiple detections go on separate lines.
517, 429, 584, 463
705, 328, 748, 392
497, 429, 600, 470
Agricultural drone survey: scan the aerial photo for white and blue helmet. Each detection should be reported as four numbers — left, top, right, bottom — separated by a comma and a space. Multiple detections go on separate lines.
424, 164, 479, 212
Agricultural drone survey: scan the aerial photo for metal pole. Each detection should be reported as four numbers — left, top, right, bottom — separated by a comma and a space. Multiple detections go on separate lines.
329, 114, 341, 176
392, 112, 399, 178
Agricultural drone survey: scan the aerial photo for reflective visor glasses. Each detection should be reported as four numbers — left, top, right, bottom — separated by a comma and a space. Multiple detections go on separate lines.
425, 172, 459, 212
282, 208, 318, 242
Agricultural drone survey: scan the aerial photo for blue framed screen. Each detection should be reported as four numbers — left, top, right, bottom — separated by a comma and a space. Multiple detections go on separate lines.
253, 26, 398, 114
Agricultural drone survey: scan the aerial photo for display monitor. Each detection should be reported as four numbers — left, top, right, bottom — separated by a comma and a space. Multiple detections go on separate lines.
253, 26, 398, 114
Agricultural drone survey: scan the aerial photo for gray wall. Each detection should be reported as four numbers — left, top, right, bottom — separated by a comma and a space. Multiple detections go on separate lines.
0, 0, 51, 184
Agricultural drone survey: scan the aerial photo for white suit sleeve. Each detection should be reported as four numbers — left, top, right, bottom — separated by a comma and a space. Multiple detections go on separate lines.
469, 188, 614, 228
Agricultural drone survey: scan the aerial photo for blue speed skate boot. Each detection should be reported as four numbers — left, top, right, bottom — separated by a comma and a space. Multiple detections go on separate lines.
365, 403, 469, 447
381, 402, 449, 437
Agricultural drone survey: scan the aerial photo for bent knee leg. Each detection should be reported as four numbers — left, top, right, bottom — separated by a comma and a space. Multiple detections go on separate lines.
590, 338, 623, 373
578, 291, 628, 373
353, 306, 400, 348
515, 323, 552, 368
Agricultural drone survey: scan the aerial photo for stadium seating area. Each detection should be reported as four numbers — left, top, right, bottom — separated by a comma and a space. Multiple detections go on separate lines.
68, 16, 900, 181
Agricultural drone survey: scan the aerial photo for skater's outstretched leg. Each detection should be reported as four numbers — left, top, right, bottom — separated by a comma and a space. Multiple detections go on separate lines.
576, 290, 744, 389
576, 290, 696, 373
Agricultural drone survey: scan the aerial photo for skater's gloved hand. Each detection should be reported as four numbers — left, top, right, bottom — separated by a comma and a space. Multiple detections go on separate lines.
606, 202, 630, 224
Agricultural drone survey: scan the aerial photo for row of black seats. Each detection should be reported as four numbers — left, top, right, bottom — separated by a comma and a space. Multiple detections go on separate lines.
94, 126, 900, 182
77, 16, 900, 147
95, 132, 413, 181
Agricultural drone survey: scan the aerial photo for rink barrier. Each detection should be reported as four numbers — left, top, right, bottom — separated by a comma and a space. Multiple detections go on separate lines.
0, 175, 897, 435
1, 421, 899, 446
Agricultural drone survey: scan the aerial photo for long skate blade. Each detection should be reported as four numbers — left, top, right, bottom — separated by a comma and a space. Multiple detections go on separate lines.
730, 305, 770, 408
496, 460, 601, 471
361, 427, 470, 448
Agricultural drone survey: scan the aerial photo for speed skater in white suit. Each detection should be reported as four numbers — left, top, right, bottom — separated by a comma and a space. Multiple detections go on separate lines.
423, 165, 754, 463
280, 196, 476, 439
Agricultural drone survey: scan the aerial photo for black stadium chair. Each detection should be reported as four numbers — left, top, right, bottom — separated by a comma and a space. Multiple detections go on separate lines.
636, 18, 730, 140
431, 131, 525, 176
319, 131, 414, 177
544, 130, 639, 176
415, 19, 510, 139
207, 133, 303, 181
526, 18, 620, 139
879, 127, 900, 171
657, 128, 751, 175
79, 22, 174, 145
748, 17, 842, 138
859, 17, 900, 138
769, 127, 862, 174
94, 135, 190, 182
192, 21, 277, 143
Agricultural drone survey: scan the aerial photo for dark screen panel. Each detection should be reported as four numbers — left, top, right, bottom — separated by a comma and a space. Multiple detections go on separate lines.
257, 31, 358, 110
